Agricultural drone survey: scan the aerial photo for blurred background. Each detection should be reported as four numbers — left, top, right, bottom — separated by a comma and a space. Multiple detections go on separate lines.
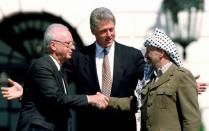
0, 0, 208, 130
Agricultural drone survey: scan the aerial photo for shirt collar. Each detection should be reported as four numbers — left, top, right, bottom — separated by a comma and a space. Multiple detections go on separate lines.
49, 55, 61, 71
95, 42, 115, 55
154, 62, 172, 77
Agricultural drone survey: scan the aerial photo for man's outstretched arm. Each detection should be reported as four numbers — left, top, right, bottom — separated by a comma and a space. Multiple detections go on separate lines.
1, 79, 23, 100
1, 75, 208, 101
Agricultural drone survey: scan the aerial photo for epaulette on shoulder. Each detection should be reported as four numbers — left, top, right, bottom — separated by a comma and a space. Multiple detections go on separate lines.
177, 67, 188, 73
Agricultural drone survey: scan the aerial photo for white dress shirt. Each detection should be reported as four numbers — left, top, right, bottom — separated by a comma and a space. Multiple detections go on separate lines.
49, 55, 67, 94
95, 42, 115, 90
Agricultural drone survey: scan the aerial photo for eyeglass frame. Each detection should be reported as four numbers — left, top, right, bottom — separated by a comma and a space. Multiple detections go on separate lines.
51, 39, 76, 49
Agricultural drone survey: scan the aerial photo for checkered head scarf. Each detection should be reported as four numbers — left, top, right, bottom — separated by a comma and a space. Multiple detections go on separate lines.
144, 28, 183, 67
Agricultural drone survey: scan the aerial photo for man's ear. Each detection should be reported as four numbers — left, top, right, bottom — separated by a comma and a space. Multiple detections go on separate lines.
49, 41, 56, 51
159, 49, 165, 57
161, 50, 171, 59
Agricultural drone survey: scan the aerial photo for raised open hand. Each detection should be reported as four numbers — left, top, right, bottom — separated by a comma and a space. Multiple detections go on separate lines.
1, 79, 23, 100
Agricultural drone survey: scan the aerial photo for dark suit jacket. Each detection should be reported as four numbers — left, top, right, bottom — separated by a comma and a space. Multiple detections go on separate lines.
65, 42, 145, 131
17, 55, 88, 131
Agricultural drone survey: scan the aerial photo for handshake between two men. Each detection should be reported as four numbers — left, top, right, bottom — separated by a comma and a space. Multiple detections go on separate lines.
1, 79, 111, 110
87, 92, 109, 109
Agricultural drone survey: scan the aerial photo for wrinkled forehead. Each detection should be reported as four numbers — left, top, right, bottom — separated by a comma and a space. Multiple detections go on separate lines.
146, 45, 162, 51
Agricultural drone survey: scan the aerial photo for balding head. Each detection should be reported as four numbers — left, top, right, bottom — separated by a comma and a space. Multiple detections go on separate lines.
44, 23, 70, 51
43, 23, 75, 64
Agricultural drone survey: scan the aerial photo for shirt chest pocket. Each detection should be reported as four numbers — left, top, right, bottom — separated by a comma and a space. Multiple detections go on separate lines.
156, 90, 173, 109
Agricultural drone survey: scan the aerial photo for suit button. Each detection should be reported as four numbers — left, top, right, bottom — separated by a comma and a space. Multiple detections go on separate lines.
149, 92, 153, 96
148, 102, 152, 107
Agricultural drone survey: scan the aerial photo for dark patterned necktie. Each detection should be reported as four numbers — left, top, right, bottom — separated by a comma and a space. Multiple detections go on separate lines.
102, 49, 112, 96
59, 70, 67, 94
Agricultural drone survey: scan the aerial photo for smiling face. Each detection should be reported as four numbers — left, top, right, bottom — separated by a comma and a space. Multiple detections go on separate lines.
145, 46, 164, 69
91, 20, 115, 48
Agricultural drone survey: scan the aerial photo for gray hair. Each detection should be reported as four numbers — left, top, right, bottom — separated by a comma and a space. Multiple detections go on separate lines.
90, 7, 116, 31
44, 23, 69, 51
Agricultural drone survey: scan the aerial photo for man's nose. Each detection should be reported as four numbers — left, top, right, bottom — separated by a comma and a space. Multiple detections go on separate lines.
106, 30, 111, 36
71, 44, 76, 50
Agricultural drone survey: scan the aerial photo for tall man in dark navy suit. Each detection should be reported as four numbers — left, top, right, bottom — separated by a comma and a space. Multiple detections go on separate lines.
66, 7, 145, 131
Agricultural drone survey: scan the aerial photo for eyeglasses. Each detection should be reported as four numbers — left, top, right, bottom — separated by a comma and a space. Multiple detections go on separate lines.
52, 40, 76, 49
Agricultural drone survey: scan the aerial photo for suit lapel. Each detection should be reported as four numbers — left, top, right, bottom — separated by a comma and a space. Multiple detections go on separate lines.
149, 64, 177, 90
112, 43, 125, 92
46, 55, 66, 93
83, 44, 101, 91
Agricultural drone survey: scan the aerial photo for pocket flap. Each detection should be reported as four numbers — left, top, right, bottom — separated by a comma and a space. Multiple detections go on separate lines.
157, 90, 172, 96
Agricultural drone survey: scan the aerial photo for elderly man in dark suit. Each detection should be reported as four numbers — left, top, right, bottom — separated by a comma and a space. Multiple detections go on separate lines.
15, 23, 109, 131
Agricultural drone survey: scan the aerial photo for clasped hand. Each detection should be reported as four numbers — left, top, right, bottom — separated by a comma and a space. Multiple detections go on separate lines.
87, 92, 109, 109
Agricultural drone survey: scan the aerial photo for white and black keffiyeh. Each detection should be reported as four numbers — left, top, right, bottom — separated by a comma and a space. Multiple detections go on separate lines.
144, 28, 183, 67
135, 63, 153, 109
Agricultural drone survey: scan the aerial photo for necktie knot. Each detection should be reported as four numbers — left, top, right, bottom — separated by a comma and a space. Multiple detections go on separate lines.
154, 69, 163, 77
59, 70, 62, 75
103, 49, 108, 55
